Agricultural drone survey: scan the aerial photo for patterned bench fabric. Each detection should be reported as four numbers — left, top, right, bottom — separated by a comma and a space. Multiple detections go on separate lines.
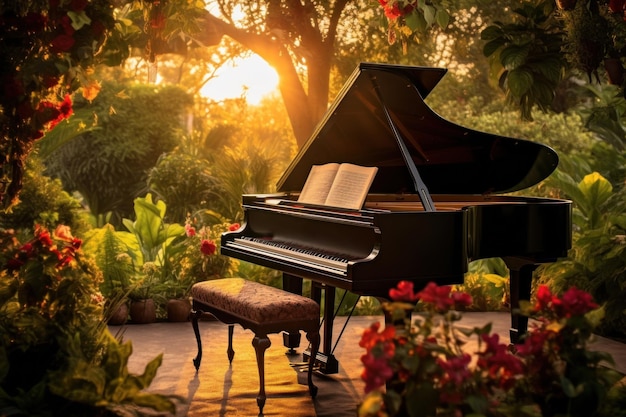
191, 278, 319, 324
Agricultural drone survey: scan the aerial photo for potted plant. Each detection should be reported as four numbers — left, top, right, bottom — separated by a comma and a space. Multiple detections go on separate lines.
128, 264, 160, 324
82, 224, 135, 325
116, 194, 186, 323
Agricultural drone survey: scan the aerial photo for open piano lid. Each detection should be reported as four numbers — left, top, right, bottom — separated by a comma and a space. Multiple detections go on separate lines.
277, 62, 559, 197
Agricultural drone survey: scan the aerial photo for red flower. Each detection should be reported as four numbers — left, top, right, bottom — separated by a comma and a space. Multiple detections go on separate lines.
360, 352, 394, 393
389, 280, 419, 302
58, 15, 75, 36
36, 227, 54, 247
200, 239, 217, 255
559, 286, 598, 317
359, 321, 396, 351
228, 223, 241, 231
50, 34, 75, 53
451, 290, 472, 309
437, 353, 472, 386
70, 0, 88, 11
416, 282, 455, 312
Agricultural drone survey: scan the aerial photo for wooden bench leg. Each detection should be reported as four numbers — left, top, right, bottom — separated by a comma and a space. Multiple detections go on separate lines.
191, 310, 203, 371
227, 324, 235, 363
252, 334, 271, 417
305, 330, 320, 398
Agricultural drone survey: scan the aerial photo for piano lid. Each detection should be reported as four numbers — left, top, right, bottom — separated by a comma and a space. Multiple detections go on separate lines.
277, 62, 559, 196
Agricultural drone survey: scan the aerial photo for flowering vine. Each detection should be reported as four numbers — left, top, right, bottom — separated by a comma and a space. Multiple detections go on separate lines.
0, 0, 122, 211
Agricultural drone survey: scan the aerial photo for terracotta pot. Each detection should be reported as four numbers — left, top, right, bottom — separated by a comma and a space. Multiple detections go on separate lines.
605, 58, 624, 86
130, 299, 157, 324
108, 303, 129, 325
167, 298, 192, 322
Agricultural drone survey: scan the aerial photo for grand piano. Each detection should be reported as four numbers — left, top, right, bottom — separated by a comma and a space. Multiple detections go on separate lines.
221, 62, 572, 374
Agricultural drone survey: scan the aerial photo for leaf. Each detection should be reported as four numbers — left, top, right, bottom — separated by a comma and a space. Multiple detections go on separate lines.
500, 45, 530, 70
506, 68, 533, 97
578, 172, 612, 209
435, 10, 449, 28
480, 25, 504, 41
422, 5, 436, 27
483, 39, 505, 58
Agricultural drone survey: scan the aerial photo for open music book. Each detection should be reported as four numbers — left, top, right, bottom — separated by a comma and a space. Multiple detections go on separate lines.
297, 163, 378, 210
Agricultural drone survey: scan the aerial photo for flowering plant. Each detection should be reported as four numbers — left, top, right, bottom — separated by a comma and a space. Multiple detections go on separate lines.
358, 281, 623, 417
377, 0, 450, 49
0, 0, 124, 209
176, 213, 239, 286
0, 225, 177, 415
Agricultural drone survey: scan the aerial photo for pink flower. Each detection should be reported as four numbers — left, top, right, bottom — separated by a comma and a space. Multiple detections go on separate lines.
185, 224, 196, 237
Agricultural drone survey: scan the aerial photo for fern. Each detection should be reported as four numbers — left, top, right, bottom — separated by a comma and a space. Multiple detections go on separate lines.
82, 224, 134, 299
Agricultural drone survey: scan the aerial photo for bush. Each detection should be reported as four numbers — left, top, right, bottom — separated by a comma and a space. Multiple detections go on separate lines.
44, 81, 193, 227
0, 157, 90, 235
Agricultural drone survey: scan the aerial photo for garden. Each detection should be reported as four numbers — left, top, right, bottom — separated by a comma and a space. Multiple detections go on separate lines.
2, 0, 626, 416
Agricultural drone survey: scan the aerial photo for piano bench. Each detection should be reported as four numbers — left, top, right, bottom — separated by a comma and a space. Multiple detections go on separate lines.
190, 278, 320, 416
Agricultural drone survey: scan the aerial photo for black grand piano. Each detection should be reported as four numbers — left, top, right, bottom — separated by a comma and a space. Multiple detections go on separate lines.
221, 62, 572, 374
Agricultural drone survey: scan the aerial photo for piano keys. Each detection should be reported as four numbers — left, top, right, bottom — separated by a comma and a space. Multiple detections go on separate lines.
220, 62, 572, 374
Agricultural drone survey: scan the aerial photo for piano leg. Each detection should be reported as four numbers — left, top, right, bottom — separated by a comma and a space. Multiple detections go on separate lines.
504, 257, 539, 344
303, 282, 339, 374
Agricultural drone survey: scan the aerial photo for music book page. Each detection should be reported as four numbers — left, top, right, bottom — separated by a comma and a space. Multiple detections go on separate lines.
298, 163, 378, 210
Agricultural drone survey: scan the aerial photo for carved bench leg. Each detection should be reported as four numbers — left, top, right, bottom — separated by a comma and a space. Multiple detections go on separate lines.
191, 310, 203, 371
252, 334, 271, 417
306, 330, 320, 398
227, 324, 235, 363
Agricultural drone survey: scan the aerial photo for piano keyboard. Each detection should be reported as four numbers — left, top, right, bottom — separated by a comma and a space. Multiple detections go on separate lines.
226, 237, 353, 275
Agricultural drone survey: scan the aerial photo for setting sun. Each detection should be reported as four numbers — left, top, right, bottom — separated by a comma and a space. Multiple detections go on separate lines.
200, 55, 279, 105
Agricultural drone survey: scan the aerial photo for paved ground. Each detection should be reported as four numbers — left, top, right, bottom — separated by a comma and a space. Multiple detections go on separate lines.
114, 312, 626, 417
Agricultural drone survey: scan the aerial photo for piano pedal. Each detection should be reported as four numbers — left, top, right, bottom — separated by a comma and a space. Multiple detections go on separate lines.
303, 349, 339, 375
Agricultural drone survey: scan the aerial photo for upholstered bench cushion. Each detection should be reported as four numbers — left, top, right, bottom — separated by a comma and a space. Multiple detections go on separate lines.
191, 278, 319, 324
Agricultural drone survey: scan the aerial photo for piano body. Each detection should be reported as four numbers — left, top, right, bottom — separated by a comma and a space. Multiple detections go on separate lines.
221, 62, 572, 373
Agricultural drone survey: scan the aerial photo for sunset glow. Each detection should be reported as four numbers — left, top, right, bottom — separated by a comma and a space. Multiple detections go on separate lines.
200, 55, 279, 105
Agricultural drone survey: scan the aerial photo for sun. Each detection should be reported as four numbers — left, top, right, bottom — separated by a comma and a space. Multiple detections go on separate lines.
200, 55, 279, 105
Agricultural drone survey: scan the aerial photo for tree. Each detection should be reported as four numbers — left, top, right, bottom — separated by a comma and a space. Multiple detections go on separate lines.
192, 0, 355, 148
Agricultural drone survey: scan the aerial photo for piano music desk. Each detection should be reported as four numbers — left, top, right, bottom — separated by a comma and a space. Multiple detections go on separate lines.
190, 278, 321, 416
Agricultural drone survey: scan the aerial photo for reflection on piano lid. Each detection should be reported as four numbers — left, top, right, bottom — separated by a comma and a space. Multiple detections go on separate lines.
278, 62, 560, 199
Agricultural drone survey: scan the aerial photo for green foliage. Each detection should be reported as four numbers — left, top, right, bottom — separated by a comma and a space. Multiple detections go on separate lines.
0, 226, 175, 416
147, 132, 223, 224
453, 258, 510, 312
44, 80, 193, 227
538, 170, 626, 339
82, 224, 135, 300
115, 194, 186, 301
481, 0, 568, 120
435, 98, 596, 155
0, 157, 90, 235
